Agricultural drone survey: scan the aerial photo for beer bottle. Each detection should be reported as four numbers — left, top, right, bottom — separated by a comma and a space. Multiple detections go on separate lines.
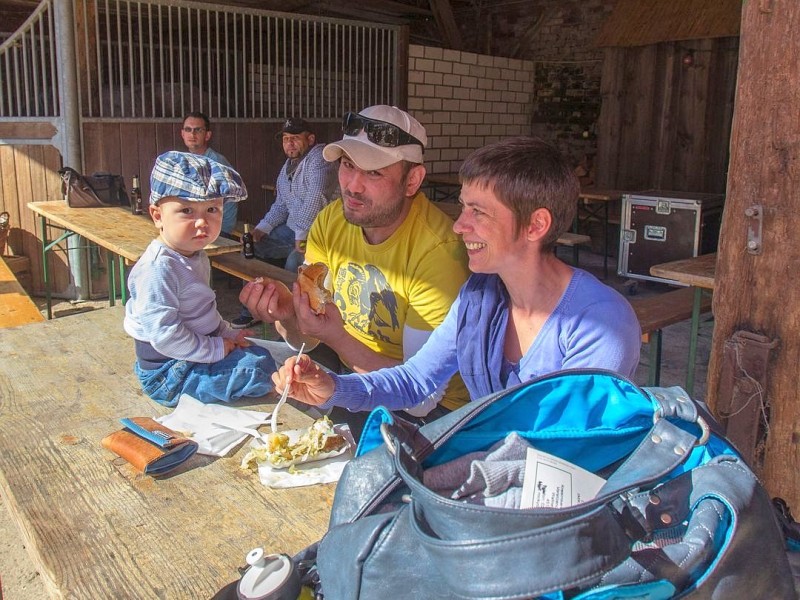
242, 223, 255, 259
131, 175, 143, 215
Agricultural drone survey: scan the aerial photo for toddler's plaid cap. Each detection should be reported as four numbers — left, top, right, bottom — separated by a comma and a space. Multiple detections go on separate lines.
149, 151, 247, 205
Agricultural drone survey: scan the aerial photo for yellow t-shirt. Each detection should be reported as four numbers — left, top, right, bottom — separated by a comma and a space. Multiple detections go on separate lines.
306, 192, 469, 410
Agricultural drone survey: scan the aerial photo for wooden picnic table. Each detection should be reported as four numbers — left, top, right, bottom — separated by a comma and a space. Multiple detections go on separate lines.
0, 306, 334, 598
650, 253, 717, 396
28, 201, 240, 318
650, 252, 717, 290
575, 188, 624, 278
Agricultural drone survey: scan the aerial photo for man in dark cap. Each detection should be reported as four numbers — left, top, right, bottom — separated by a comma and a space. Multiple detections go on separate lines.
232, 117, 338, 328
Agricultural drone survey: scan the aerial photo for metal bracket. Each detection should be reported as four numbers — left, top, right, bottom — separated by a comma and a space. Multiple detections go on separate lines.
622, 229, 637, 244
745, 205, 763, 254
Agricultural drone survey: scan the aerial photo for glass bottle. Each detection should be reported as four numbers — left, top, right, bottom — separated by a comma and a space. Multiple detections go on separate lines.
131, 175, 143, 215
242, 223, 255, 259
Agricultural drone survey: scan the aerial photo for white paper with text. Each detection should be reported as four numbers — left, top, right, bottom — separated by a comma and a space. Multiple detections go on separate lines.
520, 447, 606, 509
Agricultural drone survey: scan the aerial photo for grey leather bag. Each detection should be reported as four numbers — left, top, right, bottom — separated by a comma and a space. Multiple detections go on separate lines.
312, 371, 796, 599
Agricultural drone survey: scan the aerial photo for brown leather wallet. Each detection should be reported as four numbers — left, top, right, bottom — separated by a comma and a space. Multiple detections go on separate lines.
102, 417, 198, 475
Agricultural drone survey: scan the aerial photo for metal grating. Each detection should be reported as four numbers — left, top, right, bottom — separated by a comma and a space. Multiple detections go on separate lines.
0, 0, 58, 118
77, 0, 400, 120
0, 0, 400, 121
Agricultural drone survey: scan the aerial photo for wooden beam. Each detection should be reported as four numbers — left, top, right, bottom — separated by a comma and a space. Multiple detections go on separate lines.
320, 0, 432, 17
706, 0, 800, 507
428, 0, 462, 51
0, 122, 57, 140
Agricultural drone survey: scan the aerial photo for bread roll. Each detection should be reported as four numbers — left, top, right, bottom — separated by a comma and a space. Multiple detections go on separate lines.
297, 262, 332, 314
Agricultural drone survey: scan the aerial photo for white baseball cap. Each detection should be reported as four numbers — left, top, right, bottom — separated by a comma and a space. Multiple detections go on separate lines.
323, 105, 427, 170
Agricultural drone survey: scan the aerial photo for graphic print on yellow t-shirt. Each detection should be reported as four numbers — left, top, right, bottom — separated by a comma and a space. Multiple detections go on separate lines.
333, 263, 400, 345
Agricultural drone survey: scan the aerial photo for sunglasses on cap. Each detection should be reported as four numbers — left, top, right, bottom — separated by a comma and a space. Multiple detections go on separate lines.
342, 113, 424, 149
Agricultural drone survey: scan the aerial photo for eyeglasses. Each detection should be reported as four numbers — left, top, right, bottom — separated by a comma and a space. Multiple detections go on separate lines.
342, 113, 423, 148
182, 126, 206, 134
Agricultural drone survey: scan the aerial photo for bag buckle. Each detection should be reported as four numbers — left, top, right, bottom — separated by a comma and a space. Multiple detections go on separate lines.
653, 408, 710, 446
380, 422, 397, 456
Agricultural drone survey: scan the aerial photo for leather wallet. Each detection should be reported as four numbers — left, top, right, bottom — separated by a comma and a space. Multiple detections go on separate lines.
102, 417, 198, 475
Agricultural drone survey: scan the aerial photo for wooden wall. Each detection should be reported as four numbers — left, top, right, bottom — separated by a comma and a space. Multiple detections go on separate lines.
82, 120, 342, 227
595, 36, 739, 194
1, 120, 341, 297
0, 144, 67, 295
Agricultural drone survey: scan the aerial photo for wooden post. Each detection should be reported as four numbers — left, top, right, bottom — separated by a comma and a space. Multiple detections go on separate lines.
706, 0, 800, 507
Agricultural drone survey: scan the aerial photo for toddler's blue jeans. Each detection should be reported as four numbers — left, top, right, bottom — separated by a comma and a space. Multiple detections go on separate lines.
134, 345, 276, 407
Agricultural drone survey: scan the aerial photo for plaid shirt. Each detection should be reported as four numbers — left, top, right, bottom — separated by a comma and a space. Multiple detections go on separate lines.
256, 144, 339, 241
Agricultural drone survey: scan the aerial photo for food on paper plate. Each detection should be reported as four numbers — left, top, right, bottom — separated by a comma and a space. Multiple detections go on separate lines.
240, 416, 348, 471
297, 262, 332, 314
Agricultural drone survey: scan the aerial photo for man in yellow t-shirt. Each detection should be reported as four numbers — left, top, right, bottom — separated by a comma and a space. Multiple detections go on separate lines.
240, 105, 469, 427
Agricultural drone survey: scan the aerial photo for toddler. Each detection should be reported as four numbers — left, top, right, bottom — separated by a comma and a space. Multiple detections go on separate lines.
124, 151, 275, 406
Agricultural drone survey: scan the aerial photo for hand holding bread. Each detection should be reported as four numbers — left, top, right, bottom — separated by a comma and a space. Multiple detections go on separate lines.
239, 276, 294, 323
297, 262, 332, 314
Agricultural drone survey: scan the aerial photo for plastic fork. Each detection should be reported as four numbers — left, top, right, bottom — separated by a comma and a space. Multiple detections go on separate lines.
270, 343, 305, 433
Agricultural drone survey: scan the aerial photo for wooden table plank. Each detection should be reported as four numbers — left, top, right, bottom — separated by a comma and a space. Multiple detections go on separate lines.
0, 306, 333, 599
0, 255, 44, 328
649, 253, 717, 289
27, 201, 240, 262
578, 188, 625, 203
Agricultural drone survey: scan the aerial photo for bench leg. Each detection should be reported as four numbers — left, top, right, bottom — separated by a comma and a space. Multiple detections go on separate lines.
647, 330, 663, 386
106, 248, 116, 307
39, 215, 52, 320
685, 287, 703, 397
119, 255, 128, 304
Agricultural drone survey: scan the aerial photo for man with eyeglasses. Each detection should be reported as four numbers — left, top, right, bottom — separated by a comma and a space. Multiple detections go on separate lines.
231, 117, 339, 328
240, 105, 470, 433
181, 111, 238, 237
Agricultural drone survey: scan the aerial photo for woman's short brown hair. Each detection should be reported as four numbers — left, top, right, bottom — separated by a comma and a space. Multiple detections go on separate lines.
459, 137, 579, 251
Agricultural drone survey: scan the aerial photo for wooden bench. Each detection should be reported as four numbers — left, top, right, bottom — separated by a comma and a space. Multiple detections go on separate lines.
629, 287, 713, 386
210, 252, 297, 286
555, 232, 592, 266
0, 255, 45, 328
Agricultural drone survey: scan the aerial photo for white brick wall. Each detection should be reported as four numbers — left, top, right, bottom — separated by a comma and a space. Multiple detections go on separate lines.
408, 44, 535, 175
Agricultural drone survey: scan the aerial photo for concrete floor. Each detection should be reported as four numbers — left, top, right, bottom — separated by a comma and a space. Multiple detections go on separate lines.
0, 248, 713, 599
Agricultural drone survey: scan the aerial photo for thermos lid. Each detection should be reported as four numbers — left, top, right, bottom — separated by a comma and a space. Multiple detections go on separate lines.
237, 549, 301, 600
